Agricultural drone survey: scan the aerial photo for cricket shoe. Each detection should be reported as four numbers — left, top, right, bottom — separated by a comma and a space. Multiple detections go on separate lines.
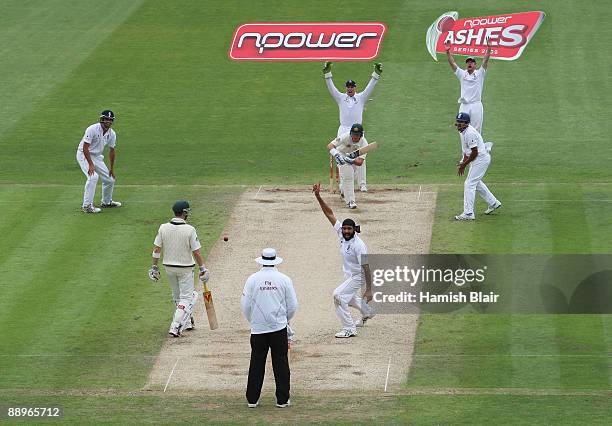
276, 399, 291, 408
347, 201, 357, 209
454, 213, 475, 221
340, 190, 345, 198
484, 202, 502, 215
183, 317, 195, 331
101, 200, 122, 208
168, 322, 181, 337
247, 400, 259, 408
335, 329, 357, 338
356, 313, 376, 327
359, 184, 368, 192
82, 204, 101, 213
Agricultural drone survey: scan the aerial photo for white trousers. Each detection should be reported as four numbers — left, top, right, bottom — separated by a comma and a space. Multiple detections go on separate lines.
339, 164, 364, 203
165, 266, 195, 325
459, 102, 484, 134
337, 125, 366, 191
76, 151, 115, 207
463, 155, 498, 216
333, 276, 375, 332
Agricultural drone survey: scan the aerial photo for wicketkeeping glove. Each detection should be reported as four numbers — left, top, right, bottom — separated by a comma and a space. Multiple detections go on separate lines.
323, 61, 332, 74
334, 153, 345, 166
199, 266, 210, 283
374, 62, 383, 75
148, 265, 160, 282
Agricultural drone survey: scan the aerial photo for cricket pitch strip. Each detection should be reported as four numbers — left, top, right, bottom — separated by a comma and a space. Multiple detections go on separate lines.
146, 185, 437, 392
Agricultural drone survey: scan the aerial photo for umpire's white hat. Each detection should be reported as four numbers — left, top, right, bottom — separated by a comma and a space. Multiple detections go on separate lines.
255, 248, 283, 266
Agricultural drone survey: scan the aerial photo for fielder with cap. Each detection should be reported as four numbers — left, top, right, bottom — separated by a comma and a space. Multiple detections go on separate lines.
454, 112, 501, 221
323, 61, 383, 193
444, 38, 493, 134
76, 110, 122, 213
313, 183, 375, 338
241, 248, 298, 408
148, 201, 210, 337
327, 123, 369, 209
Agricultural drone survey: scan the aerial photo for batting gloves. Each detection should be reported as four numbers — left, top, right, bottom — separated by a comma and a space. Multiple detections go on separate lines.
199, 266, 210, 283
374, 62, 383, 75
148, 265, 160, 282
323, 61, 332, 74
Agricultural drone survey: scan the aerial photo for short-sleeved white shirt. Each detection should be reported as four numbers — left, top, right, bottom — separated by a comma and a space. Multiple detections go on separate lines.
77, 123, 116, 156
455, 67, 486, 104
460, 125, 487, 158
154, 218, 201, 267
331, 133, 368, 158
334, 220, 368, 280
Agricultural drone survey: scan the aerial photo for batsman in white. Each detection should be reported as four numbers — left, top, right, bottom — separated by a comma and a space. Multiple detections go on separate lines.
444, 38, 493, 135
327, 123, 368, 209
454, 113, 501, 221
313, 182, 375, 338
76, 110, 122, 213
148, 200, 210, 337
323, 61, 382, 193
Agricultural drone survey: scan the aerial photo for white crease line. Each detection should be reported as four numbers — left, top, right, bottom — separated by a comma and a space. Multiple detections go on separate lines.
384, 356, 391, 392
164, 358, 179, 392
254, 185, 263, 199
417, 185, 422, 201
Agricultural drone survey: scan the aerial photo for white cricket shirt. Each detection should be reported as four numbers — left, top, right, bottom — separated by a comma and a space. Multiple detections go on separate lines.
77, 123, 116, 156
455, 67, 486, 104
154, 218, 201, 267
460, 125, 487, 158
325, 72, 380, 127
334, 220, 368, 281
241, 267, 298, 334
331, 132, 368, 158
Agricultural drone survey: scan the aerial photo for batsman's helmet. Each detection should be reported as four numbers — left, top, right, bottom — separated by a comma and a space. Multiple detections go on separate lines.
100, 110, 115, 121
350, 123, 364, 136
456, 112, 471, 123
172, 200, 191, 215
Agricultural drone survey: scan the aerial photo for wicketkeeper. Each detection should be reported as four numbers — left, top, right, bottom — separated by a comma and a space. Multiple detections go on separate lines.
148, 200, 210, 337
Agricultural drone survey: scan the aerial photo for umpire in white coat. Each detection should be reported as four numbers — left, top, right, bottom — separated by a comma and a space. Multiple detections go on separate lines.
241, 248, 298, 408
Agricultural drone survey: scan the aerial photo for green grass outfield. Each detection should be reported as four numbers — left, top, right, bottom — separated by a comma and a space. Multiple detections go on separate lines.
0, 0, 611, 424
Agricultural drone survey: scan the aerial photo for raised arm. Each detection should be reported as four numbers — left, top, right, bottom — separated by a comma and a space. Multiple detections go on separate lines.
482, 37, 492, 70
360, 62, 382, 99
323, 62, 343, 102
444, 41, 458, 72
313, 182, 336, 225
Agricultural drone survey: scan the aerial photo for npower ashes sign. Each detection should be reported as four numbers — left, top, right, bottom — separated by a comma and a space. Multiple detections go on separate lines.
426, 11, 545, 61
229, 22, 386, 61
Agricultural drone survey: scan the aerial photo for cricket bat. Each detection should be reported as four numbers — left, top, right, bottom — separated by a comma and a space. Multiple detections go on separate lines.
203, 281, 219, 330
348, 142, 378, 159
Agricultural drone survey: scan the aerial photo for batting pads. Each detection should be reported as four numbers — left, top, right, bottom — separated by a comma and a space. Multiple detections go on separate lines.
173, 290, 199, 332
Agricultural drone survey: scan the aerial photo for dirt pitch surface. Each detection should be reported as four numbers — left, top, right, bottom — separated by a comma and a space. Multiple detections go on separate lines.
147, 186, 436, 393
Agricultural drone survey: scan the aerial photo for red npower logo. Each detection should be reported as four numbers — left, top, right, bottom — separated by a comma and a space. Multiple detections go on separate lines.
229, 22, 386, 61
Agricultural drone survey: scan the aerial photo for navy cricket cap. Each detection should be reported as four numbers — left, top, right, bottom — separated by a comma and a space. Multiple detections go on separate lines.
345, 80, 357, 87
350, 123, 364, 135
100, 110, 115, 120
465, 57, 476, 63
456, 112, 471, 123
172, 200, 191, 215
